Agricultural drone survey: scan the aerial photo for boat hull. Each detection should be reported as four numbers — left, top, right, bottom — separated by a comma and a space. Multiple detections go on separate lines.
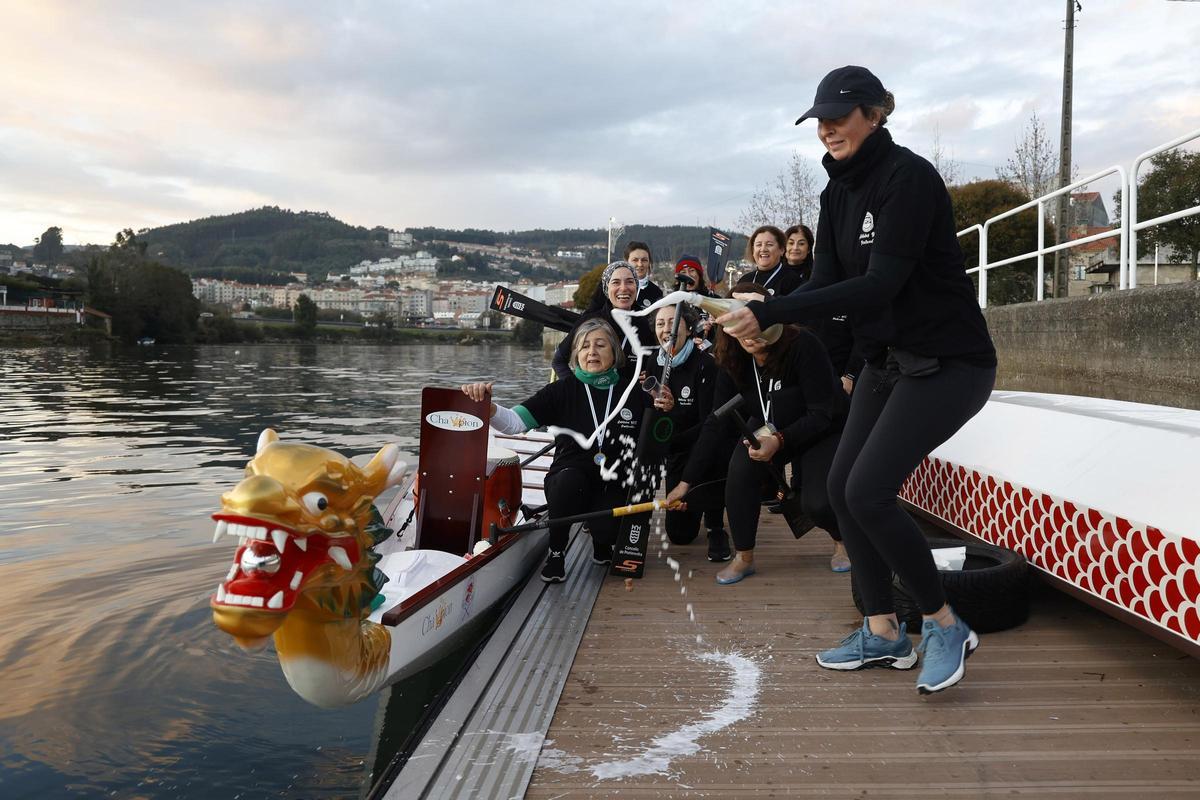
901, 391, 1200, 657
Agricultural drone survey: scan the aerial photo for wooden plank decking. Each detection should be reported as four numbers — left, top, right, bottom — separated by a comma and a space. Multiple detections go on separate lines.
525, 515, 1200, 798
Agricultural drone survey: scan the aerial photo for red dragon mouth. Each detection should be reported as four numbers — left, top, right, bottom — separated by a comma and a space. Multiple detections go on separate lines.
209, 513, 359, 614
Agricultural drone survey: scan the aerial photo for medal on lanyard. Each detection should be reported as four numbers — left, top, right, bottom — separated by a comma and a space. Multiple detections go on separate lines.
752, 362, 772, 427
586, 384, 614, 466
758, 263, 782, 291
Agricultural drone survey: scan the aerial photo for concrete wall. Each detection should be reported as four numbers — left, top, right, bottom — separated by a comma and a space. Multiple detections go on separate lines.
983, 281, 1200, 410
0, 308, 79, 331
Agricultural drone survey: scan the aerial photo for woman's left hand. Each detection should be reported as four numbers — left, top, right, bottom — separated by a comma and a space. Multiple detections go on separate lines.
716, 306, 762, 340
653, 385, 675, 412
745, 431, 780, 462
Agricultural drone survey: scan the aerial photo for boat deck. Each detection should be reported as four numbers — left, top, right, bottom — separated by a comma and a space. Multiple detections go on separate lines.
524, 514, 1200, 798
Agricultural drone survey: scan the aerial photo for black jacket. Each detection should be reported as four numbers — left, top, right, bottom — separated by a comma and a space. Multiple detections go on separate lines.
735, 261, 804, 297
751, 128, 995, 367
681, 329, 846, 485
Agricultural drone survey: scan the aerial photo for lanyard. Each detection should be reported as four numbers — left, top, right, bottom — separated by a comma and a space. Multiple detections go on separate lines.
755, 263, 783, 288
752, 362, 771, 424
585, 384, 615, 449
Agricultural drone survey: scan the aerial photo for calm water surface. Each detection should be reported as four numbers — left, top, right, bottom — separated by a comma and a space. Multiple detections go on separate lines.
0, 342, 549, 800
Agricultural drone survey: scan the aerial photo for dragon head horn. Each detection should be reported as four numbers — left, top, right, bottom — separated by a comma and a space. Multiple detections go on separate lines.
257, 428, 280, 454
363, 443, 408, 495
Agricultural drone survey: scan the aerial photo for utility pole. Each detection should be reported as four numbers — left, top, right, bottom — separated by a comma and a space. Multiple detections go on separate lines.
1054, 0, 1079, 298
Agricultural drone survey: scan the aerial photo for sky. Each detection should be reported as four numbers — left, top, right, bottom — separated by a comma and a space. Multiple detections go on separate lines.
1, 0, 1198, 246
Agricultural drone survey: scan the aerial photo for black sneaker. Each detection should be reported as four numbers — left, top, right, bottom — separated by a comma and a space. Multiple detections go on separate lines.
706, 529, 732, 562
541, 550, 566, 583
765, 502, 783, 514
592, 541, 613, 565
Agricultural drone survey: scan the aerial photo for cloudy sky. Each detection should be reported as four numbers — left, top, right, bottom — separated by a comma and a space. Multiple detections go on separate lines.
1, 0, 1198, 246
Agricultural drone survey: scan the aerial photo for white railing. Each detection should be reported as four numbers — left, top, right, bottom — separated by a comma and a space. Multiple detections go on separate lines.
1129, 128, 1200, 289
958, 127, 1200, 307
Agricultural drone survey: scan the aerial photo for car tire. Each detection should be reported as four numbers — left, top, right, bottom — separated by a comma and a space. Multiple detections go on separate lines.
851, 534, 1030, 634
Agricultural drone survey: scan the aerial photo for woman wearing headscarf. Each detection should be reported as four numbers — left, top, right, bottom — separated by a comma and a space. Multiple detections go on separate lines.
552, 260, 654, 380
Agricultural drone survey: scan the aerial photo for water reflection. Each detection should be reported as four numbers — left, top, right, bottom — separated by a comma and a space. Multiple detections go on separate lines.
0, 342, 548, 799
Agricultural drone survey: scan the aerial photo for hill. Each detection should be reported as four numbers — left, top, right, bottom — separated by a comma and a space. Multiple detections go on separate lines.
138, 206, 391, 284
409, 224, 749, 272
119, 208, 750, 286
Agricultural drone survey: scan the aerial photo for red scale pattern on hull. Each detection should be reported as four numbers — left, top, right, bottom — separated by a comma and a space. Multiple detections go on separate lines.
899, 457, 1200, 650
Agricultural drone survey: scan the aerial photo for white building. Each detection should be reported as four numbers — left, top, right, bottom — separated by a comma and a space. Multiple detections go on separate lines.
388, 230, 415, 249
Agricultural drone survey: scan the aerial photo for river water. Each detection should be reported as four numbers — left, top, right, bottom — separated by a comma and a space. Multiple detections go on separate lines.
0, 342, 550, 800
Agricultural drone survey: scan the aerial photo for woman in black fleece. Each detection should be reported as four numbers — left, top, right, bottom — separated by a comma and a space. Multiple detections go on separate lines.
651, 301, 730, 562
667, 283, 847, 585
717, 66, 997, 694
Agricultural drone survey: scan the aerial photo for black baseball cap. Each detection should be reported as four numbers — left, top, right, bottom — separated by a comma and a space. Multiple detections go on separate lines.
795, 65, 886, 124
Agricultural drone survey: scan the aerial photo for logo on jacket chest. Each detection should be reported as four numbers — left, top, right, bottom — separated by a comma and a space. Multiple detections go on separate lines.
859, 211, 876, 246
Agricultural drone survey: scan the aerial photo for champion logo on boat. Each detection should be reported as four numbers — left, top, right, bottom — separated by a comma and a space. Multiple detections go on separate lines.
681, 386, 691, 399
620, 408, 633, 421
862, 212, 875, 233
425, 411, 484, 431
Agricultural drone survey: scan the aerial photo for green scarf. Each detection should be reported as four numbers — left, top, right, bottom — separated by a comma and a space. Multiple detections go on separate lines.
573, 365, 620, 388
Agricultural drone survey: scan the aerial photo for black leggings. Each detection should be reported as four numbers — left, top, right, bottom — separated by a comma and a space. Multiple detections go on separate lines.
827, 360, 995, 616
664, 463, 725, 545
543, 467, 626, 553
726, 431, 842, 552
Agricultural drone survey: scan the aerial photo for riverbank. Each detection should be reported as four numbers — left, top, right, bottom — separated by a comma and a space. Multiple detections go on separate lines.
0, 321, 524, 347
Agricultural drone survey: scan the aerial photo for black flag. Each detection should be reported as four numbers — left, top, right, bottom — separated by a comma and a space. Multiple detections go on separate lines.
706, 228, 732, 286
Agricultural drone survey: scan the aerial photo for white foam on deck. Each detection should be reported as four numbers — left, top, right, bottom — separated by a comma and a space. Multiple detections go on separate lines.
586, 650, 762, 780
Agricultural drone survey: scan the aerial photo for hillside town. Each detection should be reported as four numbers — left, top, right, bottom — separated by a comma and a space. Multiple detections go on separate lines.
187, 232, 583, 329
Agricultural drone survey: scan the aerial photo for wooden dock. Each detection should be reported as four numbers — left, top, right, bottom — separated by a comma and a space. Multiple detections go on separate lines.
525, 515, 1200, 798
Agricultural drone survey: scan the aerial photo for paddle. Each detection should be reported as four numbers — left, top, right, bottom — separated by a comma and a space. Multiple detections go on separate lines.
493, 480, 724, 536
614, 272, 696, 579
489, 285, 579, 333
714, 394, 815, 539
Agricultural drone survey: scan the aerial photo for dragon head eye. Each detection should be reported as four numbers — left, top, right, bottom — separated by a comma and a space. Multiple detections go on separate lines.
301, 492, 329, 515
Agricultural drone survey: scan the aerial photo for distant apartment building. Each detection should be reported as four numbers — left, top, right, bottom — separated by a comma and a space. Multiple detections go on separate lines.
399, 289, 433, 320
555, 250, 585, 259
388, 230, 415, 249
441, 290, 489, 315
1070, 192, 1111, 228
544, 281, 579, 308
349, 251, 438, 276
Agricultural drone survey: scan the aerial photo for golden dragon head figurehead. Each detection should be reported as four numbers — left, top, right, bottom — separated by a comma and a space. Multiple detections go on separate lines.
211, 429, 407, 649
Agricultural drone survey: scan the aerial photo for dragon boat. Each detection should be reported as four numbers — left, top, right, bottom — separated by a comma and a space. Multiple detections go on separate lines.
901, 391, 1200, 659
209, 387, 551, 708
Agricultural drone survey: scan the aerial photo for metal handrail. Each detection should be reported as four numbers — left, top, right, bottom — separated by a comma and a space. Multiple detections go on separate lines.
968, 165, 1126, 307
958, 128, 1200, 304
1128, 127, 1200, 289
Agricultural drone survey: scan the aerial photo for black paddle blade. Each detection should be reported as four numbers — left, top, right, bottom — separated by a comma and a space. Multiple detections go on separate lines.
489, 285, 578, 333
777, 491, 815, 539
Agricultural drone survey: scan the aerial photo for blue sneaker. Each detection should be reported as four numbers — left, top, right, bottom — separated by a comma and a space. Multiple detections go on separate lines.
816, 618, 918, 670
916, 615, 979, 694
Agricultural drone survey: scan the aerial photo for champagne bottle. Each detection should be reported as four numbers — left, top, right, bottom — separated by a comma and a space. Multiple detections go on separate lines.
686, 293, 783, 344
